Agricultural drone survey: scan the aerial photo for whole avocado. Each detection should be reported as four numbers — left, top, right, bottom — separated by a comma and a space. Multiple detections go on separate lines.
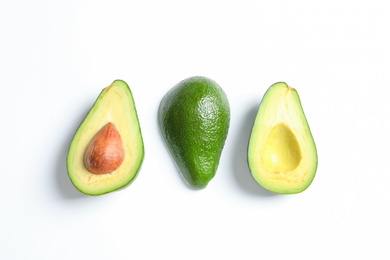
158, 76, 230, 189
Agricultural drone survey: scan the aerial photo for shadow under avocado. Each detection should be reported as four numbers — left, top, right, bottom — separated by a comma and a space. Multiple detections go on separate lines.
231, 103, 278, 197
55, 107, 90, 200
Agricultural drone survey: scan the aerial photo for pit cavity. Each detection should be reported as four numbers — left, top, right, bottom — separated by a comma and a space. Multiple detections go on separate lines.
262, 123, 302, 173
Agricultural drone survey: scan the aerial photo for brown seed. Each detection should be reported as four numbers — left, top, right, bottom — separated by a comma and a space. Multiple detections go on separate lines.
84, 122, 124, 174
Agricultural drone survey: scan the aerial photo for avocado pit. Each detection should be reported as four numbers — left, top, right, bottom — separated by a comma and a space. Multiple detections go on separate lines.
83, 122, 124, 174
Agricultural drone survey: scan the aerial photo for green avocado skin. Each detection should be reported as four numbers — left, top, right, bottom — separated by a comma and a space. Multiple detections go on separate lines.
158, 76, 230, 189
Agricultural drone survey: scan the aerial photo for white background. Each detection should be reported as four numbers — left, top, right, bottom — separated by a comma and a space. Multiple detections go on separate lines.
1, 0, 389, 259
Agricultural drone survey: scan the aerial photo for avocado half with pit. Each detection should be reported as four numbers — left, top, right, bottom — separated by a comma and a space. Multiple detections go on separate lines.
67, 80, 144, 195
248, 82, 317, 194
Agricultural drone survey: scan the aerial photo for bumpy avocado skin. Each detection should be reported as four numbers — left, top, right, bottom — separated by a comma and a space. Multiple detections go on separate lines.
67, 80, 144, 196
158, 76, 230, 189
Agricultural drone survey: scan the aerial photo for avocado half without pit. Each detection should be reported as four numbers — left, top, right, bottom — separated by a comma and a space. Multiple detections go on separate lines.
248, 82, 317, 194
67, 80, 144, 195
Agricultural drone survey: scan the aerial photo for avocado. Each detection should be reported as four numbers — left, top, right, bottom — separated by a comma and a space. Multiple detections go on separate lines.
158, 76, 230, 189
248, 82, 317, 194
67, 80, 144, 195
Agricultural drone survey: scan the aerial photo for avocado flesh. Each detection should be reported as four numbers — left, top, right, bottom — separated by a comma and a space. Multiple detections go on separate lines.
67, 80, 144, 195
248, 82, 317, 194
158, 76, 230, 189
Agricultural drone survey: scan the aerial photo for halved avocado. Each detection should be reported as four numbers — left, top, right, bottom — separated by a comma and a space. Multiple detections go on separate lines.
248, 82, 317, 194
66, 80, 144, 195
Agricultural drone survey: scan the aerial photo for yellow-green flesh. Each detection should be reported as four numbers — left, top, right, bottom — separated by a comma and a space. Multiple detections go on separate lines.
67, 80, 144, 195
248, 82, 317, 194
